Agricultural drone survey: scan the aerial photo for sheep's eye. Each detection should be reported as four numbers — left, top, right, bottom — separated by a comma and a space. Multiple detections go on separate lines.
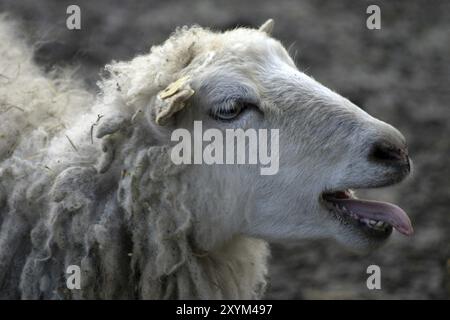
211, 101, 255, 121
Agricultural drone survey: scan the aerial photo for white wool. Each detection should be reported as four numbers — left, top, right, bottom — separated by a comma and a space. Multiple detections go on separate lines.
0, 16, 268, 299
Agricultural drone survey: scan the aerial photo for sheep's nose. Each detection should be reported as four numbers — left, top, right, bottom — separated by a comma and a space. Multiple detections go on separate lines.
369, 140, 410, 172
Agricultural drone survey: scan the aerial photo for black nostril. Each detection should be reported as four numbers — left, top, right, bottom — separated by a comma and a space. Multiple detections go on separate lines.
370, 141, 409, 166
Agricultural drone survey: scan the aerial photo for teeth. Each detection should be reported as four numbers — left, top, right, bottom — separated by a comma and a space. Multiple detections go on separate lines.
360, 219, 389, 230
368, 221, 389, 231
325, 199, 391, 231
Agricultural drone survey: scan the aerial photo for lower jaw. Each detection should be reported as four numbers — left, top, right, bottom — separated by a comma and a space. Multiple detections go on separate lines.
353, 219, 393, 239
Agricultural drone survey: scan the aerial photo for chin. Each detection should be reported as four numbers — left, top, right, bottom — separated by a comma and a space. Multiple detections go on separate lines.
333, 222, 394, 253
318, 175, 413, 252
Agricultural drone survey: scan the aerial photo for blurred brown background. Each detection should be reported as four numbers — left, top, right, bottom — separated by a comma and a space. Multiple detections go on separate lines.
1, 0, 448, 299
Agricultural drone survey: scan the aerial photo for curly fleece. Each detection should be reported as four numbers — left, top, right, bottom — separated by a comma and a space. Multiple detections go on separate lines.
0, 16, 268, 299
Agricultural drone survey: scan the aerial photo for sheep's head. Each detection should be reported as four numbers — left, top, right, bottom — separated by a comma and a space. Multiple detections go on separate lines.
142, 20, 412, 252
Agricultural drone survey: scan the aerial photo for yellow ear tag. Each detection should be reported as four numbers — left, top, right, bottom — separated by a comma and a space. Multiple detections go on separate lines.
158, 76, 191, 100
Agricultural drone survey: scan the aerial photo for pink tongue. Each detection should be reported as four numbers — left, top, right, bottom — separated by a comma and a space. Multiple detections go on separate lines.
333, 199, 413, 236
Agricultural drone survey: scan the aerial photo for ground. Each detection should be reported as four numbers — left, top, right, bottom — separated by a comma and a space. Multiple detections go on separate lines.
1, 0, 448, 299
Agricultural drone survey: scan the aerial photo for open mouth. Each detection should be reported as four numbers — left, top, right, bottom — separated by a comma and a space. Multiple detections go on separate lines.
321, 189, 413, 237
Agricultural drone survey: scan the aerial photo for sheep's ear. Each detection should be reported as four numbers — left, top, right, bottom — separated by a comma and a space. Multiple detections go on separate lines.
154, 76, 195, 125
259, 19, 274, 35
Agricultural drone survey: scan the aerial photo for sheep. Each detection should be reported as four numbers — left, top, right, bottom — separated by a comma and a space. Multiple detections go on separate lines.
0, 16, 413, 299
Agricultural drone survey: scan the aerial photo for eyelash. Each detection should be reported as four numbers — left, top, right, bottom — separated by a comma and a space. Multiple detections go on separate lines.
210, 101, 257, 122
